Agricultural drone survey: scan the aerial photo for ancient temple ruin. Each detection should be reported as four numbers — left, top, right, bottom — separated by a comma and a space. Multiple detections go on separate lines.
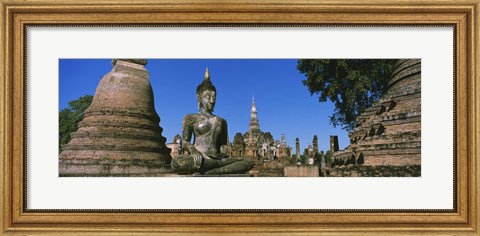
276, 133, 291, 159
229, 133, 246, 157
244, 97, 263, 158
59, 59, 172, 176
240, 97, 292, 160
330, 59, 421, 176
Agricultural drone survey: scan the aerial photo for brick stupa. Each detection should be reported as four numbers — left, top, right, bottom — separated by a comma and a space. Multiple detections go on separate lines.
332, 59, 421, 168
59, 59, 172, 176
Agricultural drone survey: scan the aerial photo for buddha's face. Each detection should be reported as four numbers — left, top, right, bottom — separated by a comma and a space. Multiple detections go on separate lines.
198, 90, 216, 113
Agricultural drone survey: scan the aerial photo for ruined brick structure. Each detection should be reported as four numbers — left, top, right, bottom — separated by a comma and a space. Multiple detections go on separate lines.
329, 165, 420, 177
229, 132, 246, 157
59, 59, 172, 176
244, 97, 262, 145
332, 59, 421, 169
275, 133, 292, 159
240, 97, 292, 160
284, 166, 320, 177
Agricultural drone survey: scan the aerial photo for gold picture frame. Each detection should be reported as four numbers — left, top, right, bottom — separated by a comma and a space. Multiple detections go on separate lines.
1, 0, 478, 235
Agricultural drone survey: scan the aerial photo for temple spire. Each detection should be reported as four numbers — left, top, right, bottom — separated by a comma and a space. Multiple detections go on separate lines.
248, 96, 260, 144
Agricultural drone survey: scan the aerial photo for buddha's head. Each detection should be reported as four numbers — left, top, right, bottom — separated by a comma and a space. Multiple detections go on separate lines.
196, 67, 217, 113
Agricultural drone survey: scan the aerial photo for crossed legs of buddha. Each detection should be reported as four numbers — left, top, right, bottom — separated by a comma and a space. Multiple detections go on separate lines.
171, 155, 254, 175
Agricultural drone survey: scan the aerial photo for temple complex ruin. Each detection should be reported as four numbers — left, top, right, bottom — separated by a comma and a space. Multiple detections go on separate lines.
239, 97, 292, 161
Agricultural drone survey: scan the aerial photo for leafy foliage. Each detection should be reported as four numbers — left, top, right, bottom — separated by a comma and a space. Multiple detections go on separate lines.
299, 154, 307, 165
324, 150, 332, 164
59, 95, 93, 149
297, 59, 397, 130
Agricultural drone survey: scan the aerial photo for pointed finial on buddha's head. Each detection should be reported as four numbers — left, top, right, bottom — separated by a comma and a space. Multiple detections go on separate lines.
197, 67, 216, 96
204, 67, 210, 81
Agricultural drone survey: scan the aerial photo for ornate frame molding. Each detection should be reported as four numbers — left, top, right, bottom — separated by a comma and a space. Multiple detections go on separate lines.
1, 0, 478, 235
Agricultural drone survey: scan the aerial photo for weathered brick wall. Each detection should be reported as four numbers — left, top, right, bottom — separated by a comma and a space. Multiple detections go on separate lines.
332, 59, 421, 167
329, 165, 420, 177
60, 157, 177, 177
284, 166, 320, 177
249, 161, 285, 177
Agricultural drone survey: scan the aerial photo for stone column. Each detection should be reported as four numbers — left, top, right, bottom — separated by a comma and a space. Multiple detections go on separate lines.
295, 137, 300, 162
330, 135, 339, 153
313, 135, 319, 153
320, 151, 326, 169
312, 135, 319, 165
328, 135, 339, 169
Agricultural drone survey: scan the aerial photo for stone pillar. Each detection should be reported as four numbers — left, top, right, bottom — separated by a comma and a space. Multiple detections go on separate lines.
59, 59, 172, 176
312, 135, 319, 165
295, 137, 300, 162
320, 151, 326, 168
330, 135, 339, 153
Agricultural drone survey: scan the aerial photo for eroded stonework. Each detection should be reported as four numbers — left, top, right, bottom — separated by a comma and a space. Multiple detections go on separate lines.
59, 59, 172, 176
229, 132, 246, 157
241, 98, 292, 161
332, 59, 421, 169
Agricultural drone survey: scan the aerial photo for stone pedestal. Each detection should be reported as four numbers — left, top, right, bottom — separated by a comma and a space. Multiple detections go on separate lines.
59, 59, 172, 176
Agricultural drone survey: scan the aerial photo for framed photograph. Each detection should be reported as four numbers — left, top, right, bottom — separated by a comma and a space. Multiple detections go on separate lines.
1, 0, 478, 235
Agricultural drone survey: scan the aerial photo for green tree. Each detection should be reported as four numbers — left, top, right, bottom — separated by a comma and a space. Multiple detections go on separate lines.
59, 95, 93, 149
297, 59, 397, 130
299, 155, 307, 165
324, 150, 332, 165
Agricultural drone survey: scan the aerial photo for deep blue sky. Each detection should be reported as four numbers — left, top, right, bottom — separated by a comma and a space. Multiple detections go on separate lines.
59, 59, 349, 153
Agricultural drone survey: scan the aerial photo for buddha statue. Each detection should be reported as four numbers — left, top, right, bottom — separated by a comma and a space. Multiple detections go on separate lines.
171, 68, 254, 175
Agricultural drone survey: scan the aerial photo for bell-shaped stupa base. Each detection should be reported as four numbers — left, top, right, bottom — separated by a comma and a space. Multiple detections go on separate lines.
59, 59, 173, 177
